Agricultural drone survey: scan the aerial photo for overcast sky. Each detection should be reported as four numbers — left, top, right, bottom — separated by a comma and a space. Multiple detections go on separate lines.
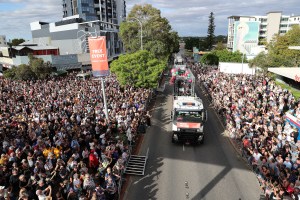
0, 0, 300, 40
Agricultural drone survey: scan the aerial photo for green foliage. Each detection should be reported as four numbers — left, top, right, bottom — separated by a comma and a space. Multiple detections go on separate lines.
30, 57, 52, 79
248, 52, 269, 72
7, 38, 25, 47
267, 25, 300, 67
183, 36, 227, 51
3, 54, 52, 80
215, 35, 227, 43
214, 41, 226, 50
3, 66, 18, 79
206, 12, 215, 50
15, 64, 36, 80
258, 38, 267, 45
120, 4, 179, 60
200, 53, 219, 65
250, 25, 300, 70
110, 50, 165, 88
213, 49, 246, 63
184, 37, 200, 51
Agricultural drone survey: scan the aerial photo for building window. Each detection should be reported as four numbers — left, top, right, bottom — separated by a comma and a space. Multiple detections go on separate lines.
260, 25, 267, 29
280, 30, 287, 33
280, 24, 288, 28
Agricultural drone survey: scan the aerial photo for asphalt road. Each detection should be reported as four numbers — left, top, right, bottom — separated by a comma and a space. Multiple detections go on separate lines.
124, 80, 262, 200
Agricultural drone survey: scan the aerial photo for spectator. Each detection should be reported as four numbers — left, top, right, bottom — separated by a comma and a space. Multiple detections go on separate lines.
0, 72, 152, 199
192, 66, 300, 199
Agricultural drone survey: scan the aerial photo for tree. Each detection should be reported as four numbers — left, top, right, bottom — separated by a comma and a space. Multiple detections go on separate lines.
267, 25, 300, 67
200, 53, 219, 65
248, 52, 269, 72
3, 66, 18, 79
215, 35, 227, 43
29, 54, 52, 79
7, 38, 25, 47
15, 64, 36, 80
120, 4, 179, 61
206, 12, 215, 50
213, 49, 246, 63
3, 54, 53, 80
184, 37, 200, 51
110, 50, 165, 88
215, 41, 226, 50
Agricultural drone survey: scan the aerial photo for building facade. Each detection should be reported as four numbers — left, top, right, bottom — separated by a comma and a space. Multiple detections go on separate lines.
30, 17, 122, 67
228, 11, 300, 55
0, 35, 7, 47
62, 0, 126, 28
29, 0, 126, 69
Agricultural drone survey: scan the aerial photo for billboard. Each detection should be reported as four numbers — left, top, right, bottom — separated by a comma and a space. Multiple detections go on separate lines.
233, 21, 260, 54
88, 36, 110, 77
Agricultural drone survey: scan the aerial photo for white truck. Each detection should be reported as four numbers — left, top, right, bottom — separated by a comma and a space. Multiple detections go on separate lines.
171, 96, 207, 144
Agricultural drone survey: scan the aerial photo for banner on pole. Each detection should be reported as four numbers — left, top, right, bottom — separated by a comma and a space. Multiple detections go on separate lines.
88, 36, 110, 77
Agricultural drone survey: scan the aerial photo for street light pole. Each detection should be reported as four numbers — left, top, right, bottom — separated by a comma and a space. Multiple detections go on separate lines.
128, 17, 143, 50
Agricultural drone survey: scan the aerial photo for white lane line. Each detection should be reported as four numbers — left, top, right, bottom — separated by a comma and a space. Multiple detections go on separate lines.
183, 144, 185, 151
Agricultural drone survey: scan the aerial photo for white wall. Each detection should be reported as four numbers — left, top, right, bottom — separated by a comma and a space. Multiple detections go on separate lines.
219, 62, 255, 75
12, 55, 53, 66
51, 39, 82, 55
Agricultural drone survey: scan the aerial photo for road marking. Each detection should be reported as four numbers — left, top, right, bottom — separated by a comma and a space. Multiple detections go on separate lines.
183, 144, 185, 151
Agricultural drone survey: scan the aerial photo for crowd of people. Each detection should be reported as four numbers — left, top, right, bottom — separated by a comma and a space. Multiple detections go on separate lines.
192, 65, 300, 199
0, 72, 152, 200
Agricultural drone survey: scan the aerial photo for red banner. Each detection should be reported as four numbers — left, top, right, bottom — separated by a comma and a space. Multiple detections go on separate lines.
177, 122, 201, 129
88, 36, 110, 77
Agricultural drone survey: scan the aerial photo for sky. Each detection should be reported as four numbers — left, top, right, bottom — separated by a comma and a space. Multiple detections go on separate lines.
0, 0, 300, 40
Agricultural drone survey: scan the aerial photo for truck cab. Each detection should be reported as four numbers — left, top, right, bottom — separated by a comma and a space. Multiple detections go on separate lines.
171, 96, 207, 144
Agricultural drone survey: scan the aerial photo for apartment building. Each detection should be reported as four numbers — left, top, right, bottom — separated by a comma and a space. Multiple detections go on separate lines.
62, 0, 126, 28
227, 11, 300, 55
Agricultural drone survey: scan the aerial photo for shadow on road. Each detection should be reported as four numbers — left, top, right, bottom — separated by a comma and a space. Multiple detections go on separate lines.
131, 157, 164, 200
125, 81, 261, 200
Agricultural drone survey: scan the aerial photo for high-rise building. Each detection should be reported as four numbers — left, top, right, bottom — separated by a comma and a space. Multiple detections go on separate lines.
227, 11, 300, 55
62, 0, 126, 28
28, 0, 126, 70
